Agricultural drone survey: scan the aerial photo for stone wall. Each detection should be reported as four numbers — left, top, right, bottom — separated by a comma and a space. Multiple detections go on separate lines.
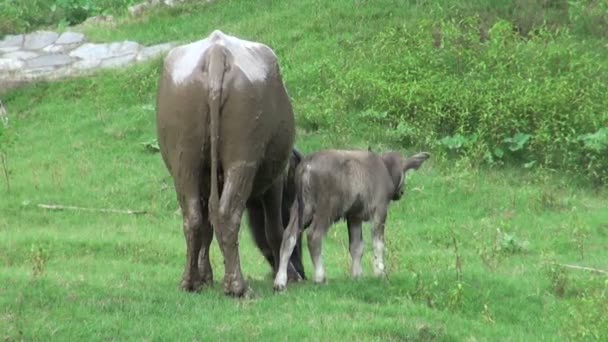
0, 30, 176, 94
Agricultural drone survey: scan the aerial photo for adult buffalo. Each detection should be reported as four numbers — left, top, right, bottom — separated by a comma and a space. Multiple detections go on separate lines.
248, 149, 306, 280
156, 30, 298, 296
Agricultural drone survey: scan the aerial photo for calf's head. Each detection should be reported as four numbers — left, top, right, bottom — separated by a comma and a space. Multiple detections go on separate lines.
381, 151, 430, 200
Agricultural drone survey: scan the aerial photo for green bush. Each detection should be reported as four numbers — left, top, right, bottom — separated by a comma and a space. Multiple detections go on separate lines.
0, 0, 137, 36
300, 15, 607, 184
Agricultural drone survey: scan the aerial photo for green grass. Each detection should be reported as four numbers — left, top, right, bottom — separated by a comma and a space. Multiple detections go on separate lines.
72, 0, 608, 183
1, 0, 607, 340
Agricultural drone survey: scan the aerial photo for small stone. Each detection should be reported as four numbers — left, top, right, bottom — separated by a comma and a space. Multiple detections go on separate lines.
3, 51, 39, 60
43, 43, 82, 54
100, 53, 136, 68
55, 32, 85, 45
0, 35, 24, 48
69, 43, 106, 59
163, 0, 185, 6
83, 15, 115, 25
0, 58, 25, 72
26, 54, 72, 68
70, 41, 141, 60
128, 3, 149, 17
136, 42, 176, 61
23, 31, 59, 50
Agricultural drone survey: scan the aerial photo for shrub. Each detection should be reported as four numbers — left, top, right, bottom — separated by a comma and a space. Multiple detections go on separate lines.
0, 0, 137, 36
300, 15, 607, 184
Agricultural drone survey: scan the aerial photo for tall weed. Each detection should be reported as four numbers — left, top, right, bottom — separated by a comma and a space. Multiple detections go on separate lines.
300, 16, 607, 184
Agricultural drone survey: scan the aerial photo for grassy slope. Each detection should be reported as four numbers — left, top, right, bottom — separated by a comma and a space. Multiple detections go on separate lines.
1, 0, 607, 340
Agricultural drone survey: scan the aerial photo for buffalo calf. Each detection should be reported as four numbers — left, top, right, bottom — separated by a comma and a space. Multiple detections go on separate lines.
274, 149, 430, 291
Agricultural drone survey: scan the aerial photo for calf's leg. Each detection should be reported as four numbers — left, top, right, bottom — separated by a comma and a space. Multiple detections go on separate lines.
273, 202, 300, 291
308, 218, 329, 284
347, 218, 364, 279
371, 210, 388, 277
274, 198, 315, 291
262, 180, 303, 282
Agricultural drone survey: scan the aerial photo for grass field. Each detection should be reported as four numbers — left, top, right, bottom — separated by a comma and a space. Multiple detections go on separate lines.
1, 0, 607, 341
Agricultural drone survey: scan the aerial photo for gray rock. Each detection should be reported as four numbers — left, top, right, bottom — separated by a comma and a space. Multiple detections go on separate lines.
3, 51, 39, 60
128, 3, 149, 17
164, 0, 187, 6
70, 41, 141, 60
0, 46, 20, 54
43, 43, 82, 54
82, 15, 115, 25
26, 54, 72, 68
136, 42, 176, 61
73, 59, 101, 70
0, 58, 25, 72
55, 32, 85, 45
69, 43, 102, 59
24, 31, 59, 50
44, 67, 73, 79
23, 67, 55, 78
0, 35, 24, 48
0, 27, 183, 92
100, 53, 136, 68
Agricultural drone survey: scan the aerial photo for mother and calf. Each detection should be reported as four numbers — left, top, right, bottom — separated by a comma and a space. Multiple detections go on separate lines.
156, 30, 429, 296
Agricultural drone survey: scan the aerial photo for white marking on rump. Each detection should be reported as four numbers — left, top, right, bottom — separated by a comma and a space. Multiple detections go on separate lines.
166, 39, 210, 85
167, 31, 273, 85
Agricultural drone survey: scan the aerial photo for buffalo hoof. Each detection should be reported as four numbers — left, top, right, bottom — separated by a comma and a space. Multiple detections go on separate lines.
373, 270, 387, 279
312, 276, 327, 285
223, 277, 248, 297
199, 269, 214, 285
351, 271, 364, 280
273, 282, 287, 292
180, 278, 205, 293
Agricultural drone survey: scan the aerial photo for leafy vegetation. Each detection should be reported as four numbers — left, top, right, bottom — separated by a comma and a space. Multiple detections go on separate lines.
301, 13, 608, 183
0, 0, 137, 35
0, 0, 607, 340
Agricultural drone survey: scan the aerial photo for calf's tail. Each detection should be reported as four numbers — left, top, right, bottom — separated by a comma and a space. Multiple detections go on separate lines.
296, 181, 304, 234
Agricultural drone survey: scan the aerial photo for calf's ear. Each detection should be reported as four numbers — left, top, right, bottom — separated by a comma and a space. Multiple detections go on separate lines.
403, 152, 430, 172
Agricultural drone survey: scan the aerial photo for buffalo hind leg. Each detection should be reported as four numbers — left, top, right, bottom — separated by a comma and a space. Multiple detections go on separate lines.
180, 195, 206, 292
347, 218, 364, 279
308, 218, 329, 284
215, 167, 254, 297
197, 200, 214, 285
